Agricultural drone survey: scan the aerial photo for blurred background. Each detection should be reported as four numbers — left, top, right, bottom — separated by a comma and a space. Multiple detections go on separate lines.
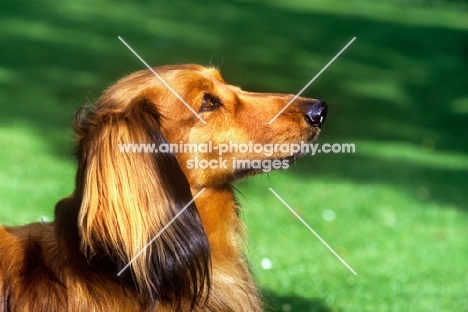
1, 0, 467, 311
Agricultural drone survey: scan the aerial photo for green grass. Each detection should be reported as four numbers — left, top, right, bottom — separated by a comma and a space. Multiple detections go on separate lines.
1, 0, 468, 311
0, 125, 75, 224
240, 171, 468, 311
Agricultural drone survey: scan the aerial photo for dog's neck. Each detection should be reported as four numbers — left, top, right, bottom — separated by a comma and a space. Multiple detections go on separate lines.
192, 185, 243, 259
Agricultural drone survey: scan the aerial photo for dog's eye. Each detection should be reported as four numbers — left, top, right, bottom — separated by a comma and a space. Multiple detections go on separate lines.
200, 94, 222, 112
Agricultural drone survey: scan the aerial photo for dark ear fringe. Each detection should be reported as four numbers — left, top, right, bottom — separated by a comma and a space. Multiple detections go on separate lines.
70, 96, 211, 310
144, 144, 211, 310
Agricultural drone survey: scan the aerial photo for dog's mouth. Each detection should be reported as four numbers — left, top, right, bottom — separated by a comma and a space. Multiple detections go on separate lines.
229, 122, 324, 180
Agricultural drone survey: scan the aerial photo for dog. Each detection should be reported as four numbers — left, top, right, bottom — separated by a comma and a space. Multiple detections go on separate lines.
0, 64, 327, 311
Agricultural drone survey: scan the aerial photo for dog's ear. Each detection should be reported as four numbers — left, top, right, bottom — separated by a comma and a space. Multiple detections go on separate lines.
73, 95, 210, 309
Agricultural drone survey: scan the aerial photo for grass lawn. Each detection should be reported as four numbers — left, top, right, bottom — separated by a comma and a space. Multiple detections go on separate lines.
1, 0, 467, 311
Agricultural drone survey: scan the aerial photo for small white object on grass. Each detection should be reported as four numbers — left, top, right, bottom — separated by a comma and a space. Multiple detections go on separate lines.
261, 258, 272, 270
321, 209, 336, 222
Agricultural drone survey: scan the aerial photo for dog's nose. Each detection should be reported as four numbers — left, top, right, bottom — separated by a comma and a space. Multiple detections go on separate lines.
303, 100, 328, 128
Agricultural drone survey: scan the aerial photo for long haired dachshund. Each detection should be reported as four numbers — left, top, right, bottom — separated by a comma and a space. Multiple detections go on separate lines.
0, 64, 327, 311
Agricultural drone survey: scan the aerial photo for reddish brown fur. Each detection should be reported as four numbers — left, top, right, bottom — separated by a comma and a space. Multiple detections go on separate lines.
0, 64, 323, 311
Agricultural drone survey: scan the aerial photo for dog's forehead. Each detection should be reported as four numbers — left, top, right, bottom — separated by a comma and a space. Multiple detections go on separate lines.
169, 66, 229, 94
169, 65, 225, 84
200, 67, 225, 82
155, 64, 223, 80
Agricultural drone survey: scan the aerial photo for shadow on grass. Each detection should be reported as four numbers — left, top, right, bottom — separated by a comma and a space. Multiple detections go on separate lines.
262, 289, 332, 312
0, 0, 468, 136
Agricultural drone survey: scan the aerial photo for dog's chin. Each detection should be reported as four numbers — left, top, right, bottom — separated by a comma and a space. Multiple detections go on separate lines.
232, 151, 307, 181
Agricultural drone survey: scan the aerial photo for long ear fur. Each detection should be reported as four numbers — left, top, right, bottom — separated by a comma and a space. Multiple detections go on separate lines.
72, 94, 210, 310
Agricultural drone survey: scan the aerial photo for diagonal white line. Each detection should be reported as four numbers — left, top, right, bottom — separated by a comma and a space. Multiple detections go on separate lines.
117, 188, 206, 276
268, 188, 357, 275
118, 36, 207, 125
268, 37, 356, 124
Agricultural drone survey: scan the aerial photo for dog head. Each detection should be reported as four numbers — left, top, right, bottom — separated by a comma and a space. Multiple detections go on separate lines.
103, 64, 327, 187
